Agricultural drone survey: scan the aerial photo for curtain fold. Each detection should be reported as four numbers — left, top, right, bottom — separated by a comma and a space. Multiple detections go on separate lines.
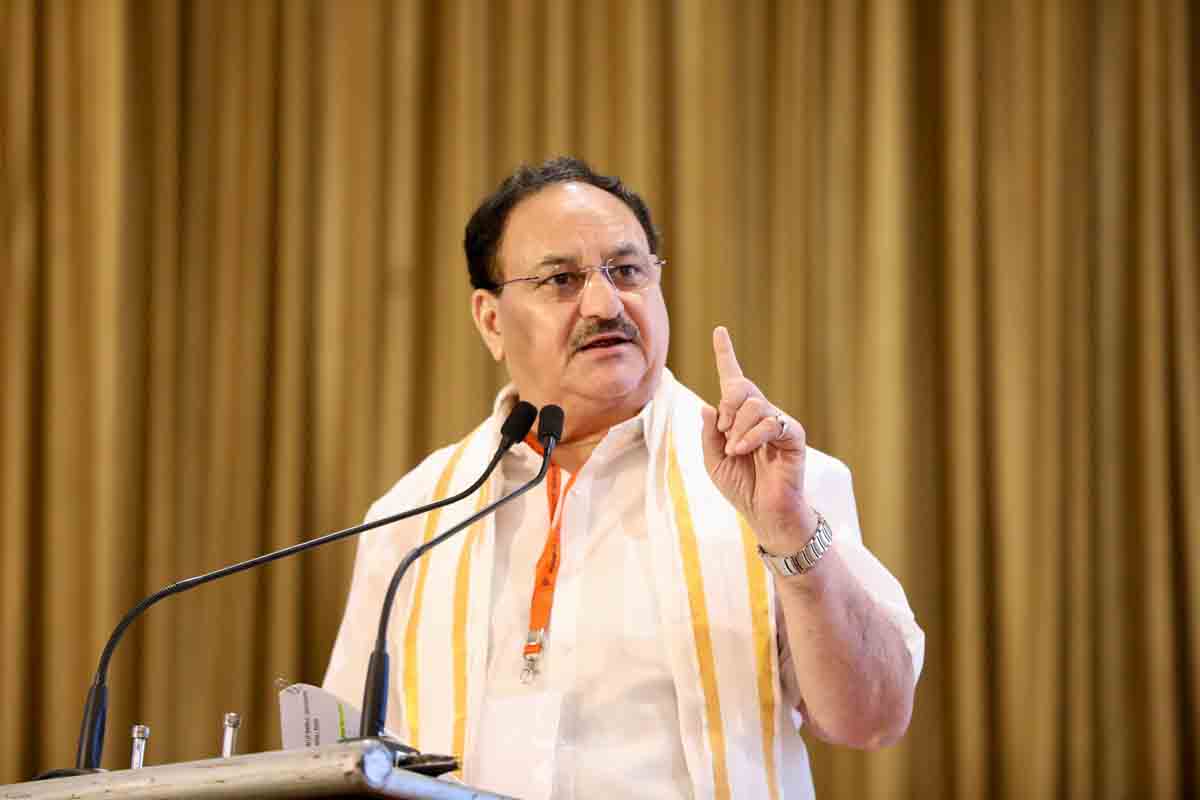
1, 1, 1196, 796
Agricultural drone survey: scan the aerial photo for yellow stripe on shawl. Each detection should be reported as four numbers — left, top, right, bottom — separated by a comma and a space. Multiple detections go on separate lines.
666, 439, 731, 800
738, 515, 781, 800
451, 482, 492, 770
402, 437, 472, 749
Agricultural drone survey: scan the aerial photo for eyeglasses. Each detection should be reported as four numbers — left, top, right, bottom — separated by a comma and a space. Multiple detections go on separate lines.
492, 255, 666, 303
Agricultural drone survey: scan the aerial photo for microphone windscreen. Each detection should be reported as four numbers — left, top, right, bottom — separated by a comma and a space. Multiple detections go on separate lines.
502, 401, 538, 443
538, 405, 566, 443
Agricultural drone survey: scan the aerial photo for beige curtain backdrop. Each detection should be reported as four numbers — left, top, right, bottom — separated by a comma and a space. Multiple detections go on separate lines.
2, 1, 1197, 797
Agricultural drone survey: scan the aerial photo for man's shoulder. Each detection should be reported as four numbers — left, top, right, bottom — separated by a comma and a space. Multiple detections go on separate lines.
806, 446, 851, 481
364, 439, 476, 522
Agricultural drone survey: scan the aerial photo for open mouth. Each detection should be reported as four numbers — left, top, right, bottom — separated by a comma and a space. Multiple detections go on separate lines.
577, 335, 632, 352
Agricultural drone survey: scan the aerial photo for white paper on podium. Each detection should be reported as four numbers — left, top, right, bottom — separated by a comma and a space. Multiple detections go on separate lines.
279, 682, 405, 749
279, 683, 469, 786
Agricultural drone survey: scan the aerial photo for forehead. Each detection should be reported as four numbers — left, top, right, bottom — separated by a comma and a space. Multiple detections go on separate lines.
497, 182, 648, 276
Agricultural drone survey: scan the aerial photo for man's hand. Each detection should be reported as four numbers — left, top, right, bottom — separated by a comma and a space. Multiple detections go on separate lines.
700, 326, 819, 553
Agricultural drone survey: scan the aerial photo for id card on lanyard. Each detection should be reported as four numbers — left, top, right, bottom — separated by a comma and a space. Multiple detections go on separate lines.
521, 433, 586, 683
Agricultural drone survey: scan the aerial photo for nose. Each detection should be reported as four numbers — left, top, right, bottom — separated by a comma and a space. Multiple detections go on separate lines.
578, 268, 624, 319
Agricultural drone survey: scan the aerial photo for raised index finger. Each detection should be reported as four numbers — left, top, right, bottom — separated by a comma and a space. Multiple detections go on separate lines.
712, 326, 745, 384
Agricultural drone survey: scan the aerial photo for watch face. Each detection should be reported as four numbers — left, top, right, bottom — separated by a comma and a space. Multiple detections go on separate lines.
760, 551, 797, 577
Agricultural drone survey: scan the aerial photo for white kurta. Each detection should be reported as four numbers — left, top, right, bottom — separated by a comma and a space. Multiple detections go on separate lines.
324, 371, 925, 799
473, 399, 692, 799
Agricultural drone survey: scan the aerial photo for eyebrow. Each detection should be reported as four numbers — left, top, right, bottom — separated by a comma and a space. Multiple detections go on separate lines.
534, 242, 643, 269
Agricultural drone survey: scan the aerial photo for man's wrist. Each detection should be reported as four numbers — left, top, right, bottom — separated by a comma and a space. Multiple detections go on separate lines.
757, 510, 834, 577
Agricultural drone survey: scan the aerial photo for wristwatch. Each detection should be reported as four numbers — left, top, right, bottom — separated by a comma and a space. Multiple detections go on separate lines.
757, 510, 834, 577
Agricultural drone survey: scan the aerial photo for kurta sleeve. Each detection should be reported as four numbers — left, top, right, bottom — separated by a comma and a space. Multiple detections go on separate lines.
777, 451, 925, 720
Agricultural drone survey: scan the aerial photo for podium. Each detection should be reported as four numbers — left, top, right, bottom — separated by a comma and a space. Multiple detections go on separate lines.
0, 740, 516, 799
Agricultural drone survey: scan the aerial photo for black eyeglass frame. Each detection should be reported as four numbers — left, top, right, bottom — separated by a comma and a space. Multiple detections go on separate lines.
486, 256, 667, 297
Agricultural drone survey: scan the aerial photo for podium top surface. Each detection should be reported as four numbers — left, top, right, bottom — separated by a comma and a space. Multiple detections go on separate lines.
1, 741, 516, 799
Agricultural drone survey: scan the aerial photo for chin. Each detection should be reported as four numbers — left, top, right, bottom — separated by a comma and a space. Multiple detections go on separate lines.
572, 363, 658, 406
588, 379, 646, 402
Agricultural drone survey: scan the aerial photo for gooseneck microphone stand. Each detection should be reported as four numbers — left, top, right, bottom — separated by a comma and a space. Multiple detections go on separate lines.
358, 405, 565, 740
41, 402, 538, 779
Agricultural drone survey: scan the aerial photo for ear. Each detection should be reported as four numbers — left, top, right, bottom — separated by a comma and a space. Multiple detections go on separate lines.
471, 289, 504, 362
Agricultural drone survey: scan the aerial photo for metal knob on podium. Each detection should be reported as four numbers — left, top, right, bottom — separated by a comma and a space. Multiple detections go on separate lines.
220, 712, 241, 758
130, 724, 150, 769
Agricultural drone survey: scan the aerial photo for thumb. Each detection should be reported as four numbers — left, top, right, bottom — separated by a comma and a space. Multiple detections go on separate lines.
700, 404, 726, 475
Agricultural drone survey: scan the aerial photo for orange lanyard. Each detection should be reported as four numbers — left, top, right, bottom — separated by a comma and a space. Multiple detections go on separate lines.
520, 434, 584, 682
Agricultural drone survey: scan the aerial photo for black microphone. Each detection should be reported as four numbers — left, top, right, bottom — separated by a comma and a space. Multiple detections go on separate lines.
51, 401, 538, 778
358, 404, 565, 739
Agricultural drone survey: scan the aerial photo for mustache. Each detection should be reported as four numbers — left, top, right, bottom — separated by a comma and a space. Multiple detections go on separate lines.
569, 316, 642, 351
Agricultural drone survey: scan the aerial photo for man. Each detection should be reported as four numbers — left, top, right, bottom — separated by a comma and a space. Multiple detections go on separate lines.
325, 158, 924, 799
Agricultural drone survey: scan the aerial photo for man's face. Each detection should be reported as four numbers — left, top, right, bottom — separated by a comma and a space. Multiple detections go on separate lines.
471, 182, 670, 431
